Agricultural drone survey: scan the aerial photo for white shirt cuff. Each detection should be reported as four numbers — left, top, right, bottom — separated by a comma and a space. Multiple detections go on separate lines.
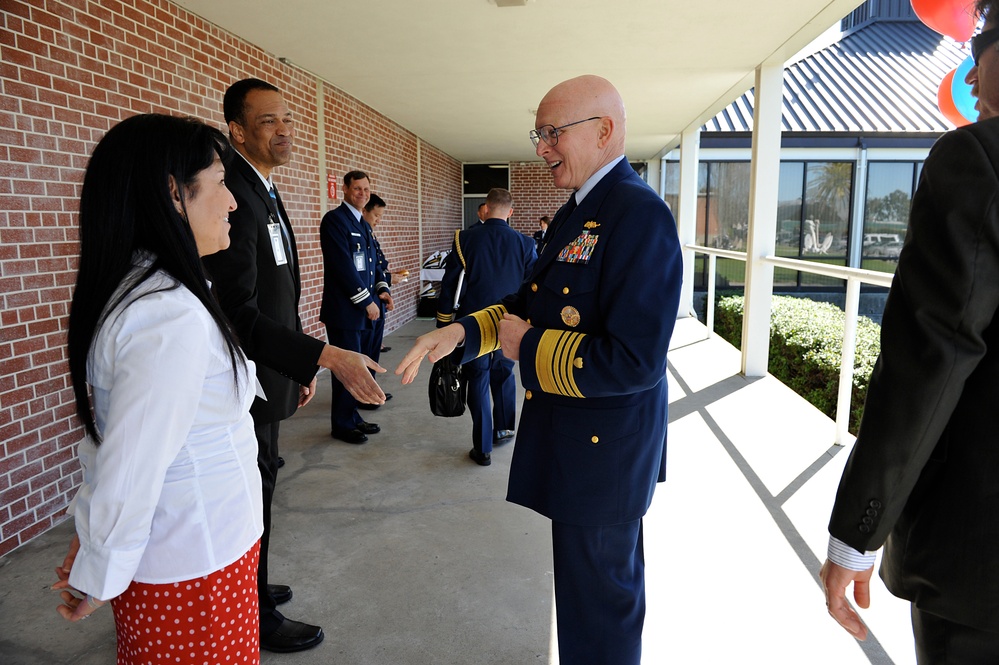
828, 535, 877, 571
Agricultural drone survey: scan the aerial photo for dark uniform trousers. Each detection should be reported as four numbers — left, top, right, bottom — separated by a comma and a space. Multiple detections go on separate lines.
552, 519, 645, 665
464, 349, 516, 455
326, 325, 377, 432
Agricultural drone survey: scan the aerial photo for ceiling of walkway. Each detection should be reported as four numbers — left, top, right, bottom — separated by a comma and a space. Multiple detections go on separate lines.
175, 0, 864, 163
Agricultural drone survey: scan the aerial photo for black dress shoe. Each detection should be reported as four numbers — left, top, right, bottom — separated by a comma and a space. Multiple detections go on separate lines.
357, 421, 380, 434
332, 428, 368, 444
381, 346, 391, 352
267, 583, 292, 605
260, 617, 324, 653
468, 448, 491, 466
494, 430, 515, 445
384, 392, 393, 401
277, 456, 285, 469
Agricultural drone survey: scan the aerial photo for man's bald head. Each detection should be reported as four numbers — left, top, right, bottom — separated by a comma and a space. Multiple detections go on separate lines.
534, 75, 627, 190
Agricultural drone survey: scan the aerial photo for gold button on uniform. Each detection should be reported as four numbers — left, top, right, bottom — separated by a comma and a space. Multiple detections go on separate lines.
573, 358, 583, 369
531, 283, 538, 292
591, 436, 599, 444
562, 287, 570, 294
525, 390, 532, 400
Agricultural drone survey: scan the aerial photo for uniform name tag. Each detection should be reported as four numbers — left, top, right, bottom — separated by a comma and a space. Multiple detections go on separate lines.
267, 222, 288, 266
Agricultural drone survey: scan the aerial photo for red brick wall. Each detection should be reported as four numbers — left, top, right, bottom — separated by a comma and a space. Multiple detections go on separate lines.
509, 161, 568, 235
0, 0, 461, 555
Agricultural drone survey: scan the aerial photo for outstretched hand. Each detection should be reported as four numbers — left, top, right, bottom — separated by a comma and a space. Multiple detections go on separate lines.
320, 345, 386, 405
395, 324, 466, 385
819, 559, 872, 641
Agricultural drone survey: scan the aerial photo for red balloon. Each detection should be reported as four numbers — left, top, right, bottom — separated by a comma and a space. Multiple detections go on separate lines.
938, 68, 973, 126
912, 0, 977, 41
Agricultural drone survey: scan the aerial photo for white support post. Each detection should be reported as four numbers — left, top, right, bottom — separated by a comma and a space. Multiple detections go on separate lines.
741, 62, 784, 377
706, 254, 717, 339
677, 127, 700, 320
836, 277, 861, 445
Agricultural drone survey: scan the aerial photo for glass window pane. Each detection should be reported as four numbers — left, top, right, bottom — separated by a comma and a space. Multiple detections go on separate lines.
662, 161, 679, 215
862, 162, 912, 272
803, 162, 852, 265
775, 162, 804, 274
462, 164, 509, 194
708, 162, 750, 251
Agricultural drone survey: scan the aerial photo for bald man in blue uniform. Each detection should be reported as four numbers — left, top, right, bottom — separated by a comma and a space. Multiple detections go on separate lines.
397, 75, 682, 665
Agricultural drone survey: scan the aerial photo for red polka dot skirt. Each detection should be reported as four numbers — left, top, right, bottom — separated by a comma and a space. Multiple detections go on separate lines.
110, 540, 260, 665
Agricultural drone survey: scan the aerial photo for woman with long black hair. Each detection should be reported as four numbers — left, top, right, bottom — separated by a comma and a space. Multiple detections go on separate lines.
53, 113, 263, 664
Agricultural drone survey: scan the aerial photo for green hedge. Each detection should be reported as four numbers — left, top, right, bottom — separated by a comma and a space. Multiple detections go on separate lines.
714, 294, 881, 433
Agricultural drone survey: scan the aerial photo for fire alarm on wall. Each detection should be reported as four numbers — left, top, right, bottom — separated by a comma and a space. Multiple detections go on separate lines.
327, 173, 337, 200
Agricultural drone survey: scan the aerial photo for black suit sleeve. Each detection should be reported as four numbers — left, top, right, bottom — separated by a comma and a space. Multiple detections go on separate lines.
204, 170, 325, 389
829, 126, 999, 551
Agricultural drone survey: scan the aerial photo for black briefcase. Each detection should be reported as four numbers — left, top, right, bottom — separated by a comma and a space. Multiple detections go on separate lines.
428, 353, 466, 417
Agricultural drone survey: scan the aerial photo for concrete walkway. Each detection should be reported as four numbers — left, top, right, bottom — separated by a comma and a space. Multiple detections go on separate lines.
0, 317, 916, 664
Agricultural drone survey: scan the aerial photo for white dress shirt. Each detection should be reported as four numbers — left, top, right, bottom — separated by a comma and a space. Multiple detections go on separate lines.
69, 263, 263, 601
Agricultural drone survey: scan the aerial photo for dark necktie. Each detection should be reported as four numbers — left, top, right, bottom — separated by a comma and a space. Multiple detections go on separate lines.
267, 186, 295, 270
540, 192, 577, 255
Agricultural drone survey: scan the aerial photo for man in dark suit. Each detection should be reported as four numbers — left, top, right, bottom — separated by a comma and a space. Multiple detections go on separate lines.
822, 3, 999, 659
397, 75, 682, 664
435, 187, 537, 466
532, 215, 549, 253
319, 171, 393, 443
203, 79, 385, 653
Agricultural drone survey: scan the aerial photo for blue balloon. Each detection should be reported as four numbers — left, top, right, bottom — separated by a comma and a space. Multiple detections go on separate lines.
952, 55, 979, 123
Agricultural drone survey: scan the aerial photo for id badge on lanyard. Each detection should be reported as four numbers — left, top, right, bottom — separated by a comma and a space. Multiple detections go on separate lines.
268, 215, 288, 266
353, 243, 366, 271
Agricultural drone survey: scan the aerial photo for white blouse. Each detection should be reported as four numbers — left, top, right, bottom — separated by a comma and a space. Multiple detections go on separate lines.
68, 266, 263, 601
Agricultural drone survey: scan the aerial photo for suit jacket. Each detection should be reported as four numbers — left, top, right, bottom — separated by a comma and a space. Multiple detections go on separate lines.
435, 218, 537, 327
456, 158, 683, 526
318, 203, 390, 330
202, 152, 324, 424
828, 116, 999, 631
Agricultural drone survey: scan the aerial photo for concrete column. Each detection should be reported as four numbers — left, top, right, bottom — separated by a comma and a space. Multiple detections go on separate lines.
417, 138, 424, 268
741, 62, 784, 377
316, 80, 328, 211
676, 127, 700, 320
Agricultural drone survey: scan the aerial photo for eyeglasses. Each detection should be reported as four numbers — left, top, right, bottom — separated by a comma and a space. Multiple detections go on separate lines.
529, 116, 602, 148
971, 26, 999, 66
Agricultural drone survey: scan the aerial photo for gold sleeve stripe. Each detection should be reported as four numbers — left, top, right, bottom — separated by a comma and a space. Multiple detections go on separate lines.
535, 330, 585, 398
437, 312, 454, 324
470, 304, 507, 354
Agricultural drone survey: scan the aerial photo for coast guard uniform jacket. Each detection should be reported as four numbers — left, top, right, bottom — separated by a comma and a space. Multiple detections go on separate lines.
436, 218, 537, 326
319, 203, 390, 331
455, 158, 683, 526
